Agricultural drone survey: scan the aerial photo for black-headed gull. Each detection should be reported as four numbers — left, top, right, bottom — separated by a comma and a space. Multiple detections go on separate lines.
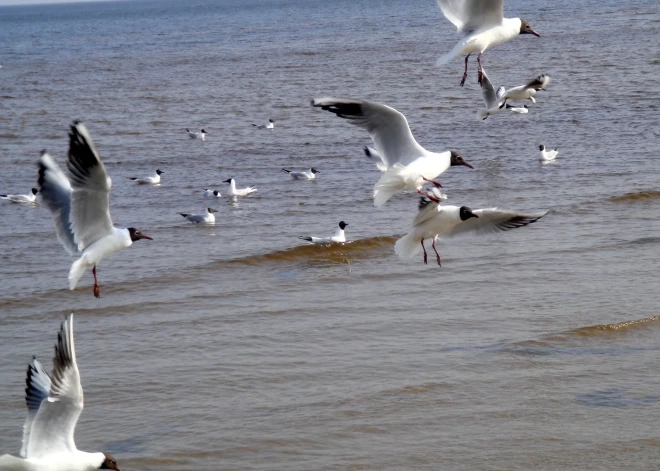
477, 68, 507, 120
222, 178, 257, 197
37, 122, 153, 298
299, 221, 348, 244
498, 74, 551, 104
538, 145, 558, 162
363, 146, 387, 171
506, 103, 529, 114
252, 119, 274, 129
179, 207, 217, 224
186, 129, 206, 140
312, 97, 473, 207
203, 189, 222, 197
435, 0, 540, 86
281, 168, 320, 180
127, 169, 163, 185
0, 187, 38, 203
395, 189, 547, 265
0, 314, 121, 471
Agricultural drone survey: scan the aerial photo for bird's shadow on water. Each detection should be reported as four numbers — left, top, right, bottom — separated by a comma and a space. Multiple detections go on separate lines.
105, 425, 181, 454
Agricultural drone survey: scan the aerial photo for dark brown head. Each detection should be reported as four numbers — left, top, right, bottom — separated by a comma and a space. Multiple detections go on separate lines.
156, 169, 164, 175
311, 167, 320, 174
207, 208, 218, 213
338, 221, 348, 230
31, 188, 39, 195
459, 206, 479, 221
519, 19, 540, 37
539, 145, 545, 151
128, 227, 153, 242
449, 151, 473, 169
100, 452, 120, 471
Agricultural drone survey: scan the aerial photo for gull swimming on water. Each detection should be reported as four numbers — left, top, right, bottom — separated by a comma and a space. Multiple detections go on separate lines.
37, 122, 153, 298
506, 104, 529, 114
203, 189, 222, 197
395, 189, 548, 265
252, 119, 274, 129
127, 169, 163, 185
281, 167, 320, 180
312, 97, 473, 207
435, 0, 540, 86
222, 178, 257, 197
498, 74, 551, 104
299, 221, 348, 244
0, 314, 121, 471
179, 207, 217, 224
538, 145, 558, 162
0, 187, 38, 203
186, 129, 206, 140
476, 68, 507, 120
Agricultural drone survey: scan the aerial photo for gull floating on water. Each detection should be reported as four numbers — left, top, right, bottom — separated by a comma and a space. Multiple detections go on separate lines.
435, 0, 540, 86
498, 74, 551, 104
37, 122, 153, 298
282, 167, 320, 180
0, 187, 38, 203
222, 178, 257, 197
186, 129, 206, 140
477, 68, 507, 120
299, 221, 348, 244
203, 189, 222, 197
180, 207, 217, 224
0, 314, 121, 471
363, 146, 387, 171
312, 97, 473, 207
538, 145, 558, 162
127, 169, 163, 185
506, 104, 529, 114
252, 119, 274, 129
395, 189, 548, 265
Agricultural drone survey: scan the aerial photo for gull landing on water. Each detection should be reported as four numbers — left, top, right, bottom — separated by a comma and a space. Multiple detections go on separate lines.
0, 187, 38, 203
127, 169, 163, 185
222, 178, 257, 197
282, 167, 320, 180
539, 145, 559, 162
179, 207, 218, 224
312, 97, 472, 207
186, 129, 206, 140
37, 123, 153, 298
299, 221, 348, 244
0, 315, 121, 471
434, 0, 540, 86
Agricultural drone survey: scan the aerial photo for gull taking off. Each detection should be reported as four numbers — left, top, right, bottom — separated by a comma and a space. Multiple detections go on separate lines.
0, 314, 121, 471
477, 68, 507, 120
222, 178, 257, 197
186, 129, 206, 140
252, 119, 274, 129
498, 74, 551, 104
37, 122, 152, 298
435, 0, 540, 86
395, 189, 547, 265
538, 145, 559, 162
312, 97, 472, 207
0, 187, 38, 203
282, 168, 320, 180
127, 169, 163, 185
180, 207, 217, 224
299, 221, 348, 244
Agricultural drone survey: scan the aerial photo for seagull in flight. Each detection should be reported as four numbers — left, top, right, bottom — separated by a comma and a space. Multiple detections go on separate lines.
312, 97, 472, 207
435, 0, 540, 86
127, 169, 163, 185
498, 74, 551, 104
222, 178, 257, 197
299, 221, 348, 244
186, 129, 206, 140
538, 145, 558, 162
395, 189, 548, 265
0, 187, 38, 203
0, 314, 121, 471
179, 207, 218, 224
281, 167, 320, 180
37, 122, 153, 298
476, 68, 507, 120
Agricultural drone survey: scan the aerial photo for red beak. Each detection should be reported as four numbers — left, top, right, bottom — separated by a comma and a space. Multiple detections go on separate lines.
530, 29, 540, 37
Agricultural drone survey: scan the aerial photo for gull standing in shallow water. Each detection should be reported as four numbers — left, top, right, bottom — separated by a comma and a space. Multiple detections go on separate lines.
127, 169, 163, 184
299, 221, 348, 244
312, 97, 473, 207
538, 145, 559, 162
179, 207, 218, 224
37, 122, 153, 298
0, 314, 121, 471
395, 189, 548, 265
222, 178, 257, 197
435, 0, 540, 86
0, 187, 38, 203
186, 129, 206, 140
281, 167, 320, 180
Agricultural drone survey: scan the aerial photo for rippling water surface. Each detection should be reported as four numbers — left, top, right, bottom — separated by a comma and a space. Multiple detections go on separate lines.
1, 0, 659, 469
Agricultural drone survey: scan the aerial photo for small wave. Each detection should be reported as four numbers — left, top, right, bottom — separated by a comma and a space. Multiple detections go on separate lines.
568, 316, 660, 336
609, 190, 660, 203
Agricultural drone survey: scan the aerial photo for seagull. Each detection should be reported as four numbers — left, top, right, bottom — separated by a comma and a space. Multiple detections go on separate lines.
37, 122, 153, 298
186, 129, 206, 140
0, 187, 38, 203
395, 189, 548, 265
498, 74, 551, 104
363, 146, 387, 171
538, 145, 558, 162
222, 178, 257, 197
127, 169, 163, 185
203, 189, 222, 197
0, 314, 121, 471
476, 68, 507, 120
312, 97, 473, 207
179, 207, 217, 224
435, 0, 540, 86
281, 168, 320, 180
252, 119, 274, 129
506, 103, 529, 114
299, 221, 348, 244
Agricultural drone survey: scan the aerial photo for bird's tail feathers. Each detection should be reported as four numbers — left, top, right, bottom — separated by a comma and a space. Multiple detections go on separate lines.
394, 232, 422, 260
127, 177, 137, 181
373, 164, 405, 207
68, 258, 88, 290
179, 213, 189, 218
0, 195, 8, 199
299, 236, 313, 242
281, 169, 291, 174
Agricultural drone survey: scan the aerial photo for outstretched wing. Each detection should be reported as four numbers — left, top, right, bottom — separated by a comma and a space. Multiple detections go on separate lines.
436, 0, 504, 33
21, 358, 52, 458
442, 208, 549, 237
480, 68, 498, 108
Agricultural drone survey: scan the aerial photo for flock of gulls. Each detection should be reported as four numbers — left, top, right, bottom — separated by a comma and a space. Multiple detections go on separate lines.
1, 1, 559, 470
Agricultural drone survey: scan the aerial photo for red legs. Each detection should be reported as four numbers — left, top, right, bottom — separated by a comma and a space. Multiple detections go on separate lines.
460, 54, 471, 87
422, 177, 442, 188
417, 189, 442, 203
477, 53, 484, 85
92, 265, 100, 298
431, 238, 442, 266
421, 240, 428, 265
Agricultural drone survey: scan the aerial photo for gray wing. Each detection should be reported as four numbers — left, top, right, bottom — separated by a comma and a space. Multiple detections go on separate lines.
313, 97, 426, 167
442, 208, 548, 238
37, 151, 79, 256
66, 122, 114, 250
21, 357, 52, 458
183, 214, 206, 223
496, 86, 506, 99
436, 0, 504, 33
27, 314, 83, 459
480, 68, 498, 108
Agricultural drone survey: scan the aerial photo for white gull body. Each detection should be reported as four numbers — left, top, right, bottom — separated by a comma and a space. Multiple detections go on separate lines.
281, 168, 319, 180
0, 188, 38, 203
476, 68, 507, 120
179, 207, 217, 224
252, 119, 274, 129
299, 221, 348, 244
186, 129, 206, 140
0, 315, 121, 471
498, 74, 551, 104
223, 178, 257, 197
312, 97, 472, 207
538, 145, 559, 162
127, 169, 163, 185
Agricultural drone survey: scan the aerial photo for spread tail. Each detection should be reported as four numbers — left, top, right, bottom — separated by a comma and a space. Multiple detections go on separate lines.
68, 257, 87, 290
394, 232, 422, 260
